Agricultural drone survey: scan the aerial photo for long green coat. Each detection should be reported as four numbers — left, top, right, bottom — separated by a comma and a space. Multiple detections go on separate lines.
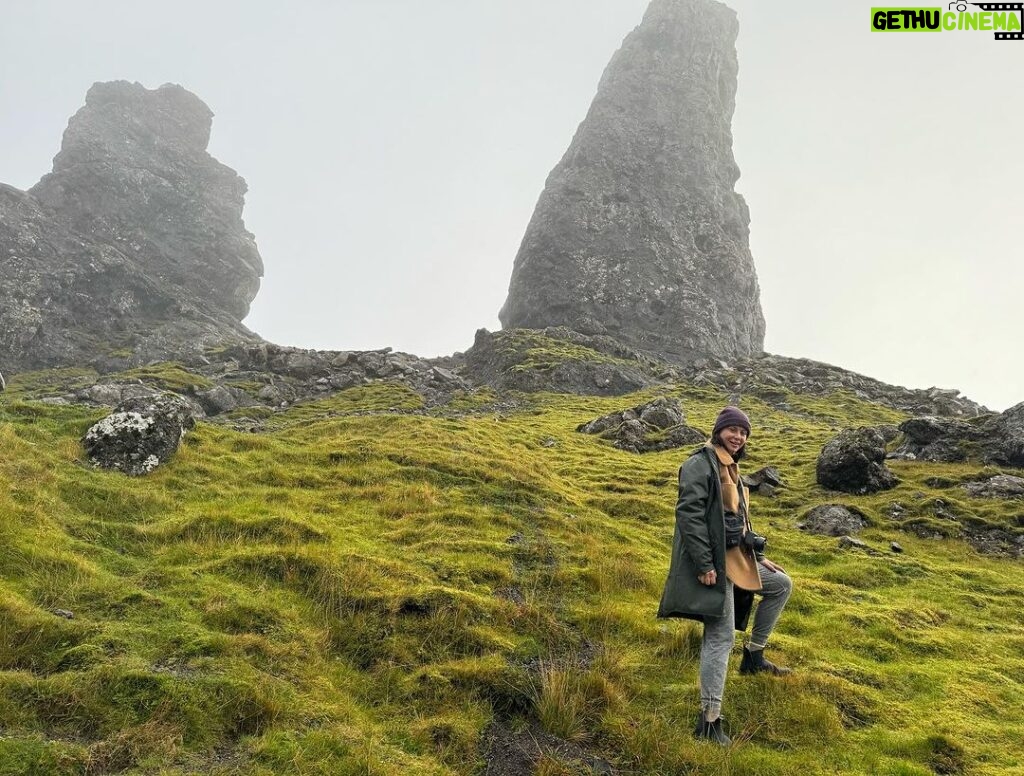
657, 445, 754, 630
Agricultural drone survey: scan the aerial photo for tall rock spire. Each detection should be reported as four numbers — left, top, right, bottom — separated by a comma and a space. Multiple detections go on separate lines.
0, 81, 263, 372
499, 0, 765, 364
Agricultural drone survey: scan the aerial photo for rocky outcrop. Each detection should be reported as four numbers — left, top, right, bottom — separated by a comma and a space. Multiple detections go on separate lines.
235, 343, 471, 408
1, 81, 263, 374
82, 394, 199, 475
817, 428, 899, 494
499, 0, 764, 365
576, 397, 705, 453
463, 328, 662, 396
989, 401, 1024, 467
688, 354, 988, 418
893, 402, 1023, 467
893, 417, 986, 462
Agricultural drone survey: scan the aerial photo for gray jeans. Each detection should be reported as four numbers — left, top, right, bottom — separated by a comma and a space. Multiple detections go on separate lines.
699, 562, 793, 717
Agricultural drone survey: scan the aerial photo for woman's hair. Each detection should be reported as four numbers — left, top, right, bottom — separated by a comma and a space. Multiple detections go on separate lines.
711, 431, 747, 461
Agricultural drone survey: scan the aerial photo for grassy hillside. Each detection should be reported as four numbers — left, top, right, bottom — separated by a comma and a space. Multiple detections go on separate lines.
1, 370, 1022, 775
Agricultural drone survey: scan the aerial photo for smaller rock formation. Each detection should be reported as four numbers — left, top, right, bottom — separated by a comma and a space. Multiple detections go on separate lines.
893, 417, 985, 462
798, 504, 869, 537
988, 401, 1024, 467
742, 466, 783, 496
464, 329, 661, 396
816, 428, 899, 494
576, 397, 705, 453
193, 384, 254, 417
82, 394, 198, 475
893, 402, 1023, 467
838, 536, 878, 555
963, 475, 1024, 500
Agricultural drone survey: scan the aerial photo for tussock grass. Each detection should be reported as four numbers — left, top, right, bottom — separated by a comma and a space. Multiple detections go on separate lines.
0, 381, 1022, 773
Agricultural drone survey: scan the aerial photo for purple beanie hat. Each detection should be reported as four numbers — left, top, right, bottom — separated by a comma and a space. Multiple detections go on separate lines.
712, 406, 751, 438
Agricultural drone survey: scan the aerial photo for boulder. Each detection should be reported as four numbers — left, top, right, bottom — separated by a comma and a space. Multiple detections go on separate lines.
816, 428, 899, 494
82, 394, 198, 475
195, 384, 248, 416
798, 504, 869, 536
742, 466, 784, 495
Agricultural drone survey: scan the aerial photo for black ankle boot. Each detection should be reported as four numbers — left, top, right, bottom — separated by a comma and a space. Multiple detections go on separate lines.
739, 645, 791, 676
693, 713, 732, 746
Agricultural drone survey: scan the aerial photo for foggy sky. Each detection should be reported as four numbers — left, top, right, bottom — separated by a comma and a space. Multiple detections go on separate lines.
2, 1, 1021, 410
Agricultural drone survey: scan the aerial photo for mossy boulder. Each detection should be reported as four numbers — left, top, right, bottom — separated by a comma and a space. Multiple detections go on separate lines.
82, 393, 198, 475
816, 427, 899, 494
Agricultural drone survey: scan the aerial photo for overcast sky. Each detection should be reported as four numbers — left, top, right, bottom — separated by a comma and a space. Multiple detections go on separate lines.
2, 1, 1021, 411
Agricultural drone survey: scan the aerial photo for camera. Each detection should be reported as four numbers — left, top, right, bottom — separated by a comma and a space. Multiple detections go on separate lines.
724, 510, 767, 553
741, 530, 767, 554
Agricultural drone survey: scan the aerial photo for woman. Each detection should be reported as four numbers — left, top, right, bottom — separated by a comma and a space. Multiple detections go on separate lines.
657, 406, 793, 746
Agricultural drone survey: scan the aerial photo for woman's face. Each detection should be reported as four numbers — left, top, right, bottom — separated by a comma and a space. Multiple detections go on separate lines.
718, 425, 748, 456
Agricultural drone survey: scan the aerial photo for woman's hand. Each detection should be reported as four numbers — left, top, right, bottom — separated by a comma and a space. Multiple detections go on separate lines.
761, 558, 785, 573
698, 569, 717, 586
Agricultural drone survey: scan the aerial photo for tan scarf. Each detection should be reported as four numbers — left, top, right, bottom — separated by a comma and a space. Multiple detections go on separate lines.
710, 444, 762, 592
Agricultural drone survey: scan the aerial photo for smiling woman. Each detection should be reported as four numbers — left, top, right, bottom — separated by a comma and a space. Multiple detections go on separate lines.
658, 405, 794, 746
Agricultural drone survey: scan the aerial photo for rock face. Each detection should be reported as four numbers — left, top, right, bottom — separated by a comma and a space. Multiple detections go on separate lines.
893, 417, 985, 462
1, 81, 263, 373
82, 394, 199, 475
989, 401, 1024, 467
893, 402, 1024, 466
817, 428, 899, 494
499, 0, 764, 365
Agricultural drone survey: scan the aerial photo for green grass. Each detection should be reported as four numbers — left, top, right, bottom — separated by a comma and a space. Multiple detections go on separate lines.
0, 379, 1021, 774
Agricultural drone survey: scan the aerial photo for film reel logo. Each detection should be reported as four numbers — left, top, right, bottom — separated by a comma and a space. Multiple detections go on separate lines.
951, 1, 1024, 37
